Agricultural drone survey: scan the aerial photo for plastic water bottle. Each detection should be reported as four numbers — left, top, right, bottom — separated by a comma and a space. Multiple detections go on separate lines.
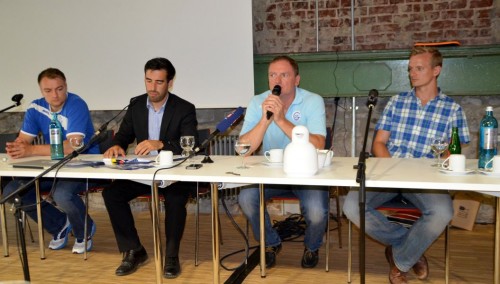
49, 113, 64, 160
478, 106, 498, 169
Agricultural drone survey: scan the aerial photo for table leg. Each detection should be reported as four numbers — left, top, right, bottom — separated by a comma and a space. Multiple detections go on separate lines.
259, 183, 266, 277
0, 176, 8, 257
35, 180, 45, 259
151, 182, 163, 284
0, 201, 8, 257
211, 183, 220, 283
495, 197, 499, 284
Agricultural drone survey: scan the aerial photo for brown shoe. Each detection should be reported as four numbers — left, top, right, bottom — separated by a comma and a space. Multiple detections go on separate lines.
385, 246, 408, 284
412, 255, 429, 280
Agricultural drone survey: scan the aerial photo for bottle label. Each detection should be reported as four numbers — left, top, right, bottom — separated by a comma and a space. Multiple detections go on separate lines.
50, 128, 62, 145
481, 127, 498, 149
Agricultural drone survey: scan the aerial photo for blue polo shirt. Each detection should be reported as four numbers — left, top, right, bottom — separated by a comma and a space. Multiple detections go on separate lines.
240, 87, 326, 153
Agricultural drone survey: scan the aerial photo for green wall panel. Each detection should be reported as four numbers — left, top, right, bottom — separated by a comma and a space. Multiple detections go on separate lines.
254, 45, 500, 97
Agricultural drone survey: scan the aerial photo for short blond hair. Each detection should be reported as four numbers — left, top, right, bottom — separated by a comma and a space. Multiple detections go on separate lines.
410, 46, 443, 68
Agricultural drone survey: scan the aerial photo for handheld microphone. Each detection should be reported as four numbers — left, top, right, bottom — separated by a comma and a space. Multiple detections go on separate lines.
12, 94, 23, 106
366, 89, 378, 108
266, 85, 281, 119
194, 107, 245, 153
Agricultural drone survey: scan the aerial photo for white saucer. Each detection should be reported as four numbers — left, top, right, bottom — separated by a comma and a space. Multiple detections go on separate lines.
478, 169, 500, 176
439, 168, 475, 175
262, 162, 283, 167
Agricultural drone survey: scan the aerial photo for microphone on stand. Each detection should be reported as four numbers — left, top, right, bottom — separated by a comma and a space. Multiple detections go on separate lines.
0, 94, 23, 113
194, 107, 245, 155
266, 85, 281, 119
366, 89, 378, 108
12, 94, 23, 106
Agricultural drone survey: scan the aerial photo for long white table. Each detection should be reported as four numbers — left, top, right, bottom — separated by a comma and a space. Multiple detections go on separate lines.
1, 155, 499, 283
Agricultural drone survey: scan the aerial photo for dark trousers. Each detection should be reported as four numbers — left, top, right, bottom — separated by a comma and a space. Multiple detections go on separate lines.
102, 179, 195, 258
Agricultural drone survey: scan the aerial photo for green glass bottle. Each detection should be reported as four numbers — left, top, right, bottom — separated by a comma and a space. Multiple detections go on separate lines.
448, 127, 461, 154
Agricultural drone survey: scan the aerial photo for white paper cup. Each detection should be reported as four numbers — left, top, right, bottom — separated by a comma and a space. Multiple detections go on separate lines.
155, 150, 174, 166
442, 154, 466, 172
264, 149, 283, 163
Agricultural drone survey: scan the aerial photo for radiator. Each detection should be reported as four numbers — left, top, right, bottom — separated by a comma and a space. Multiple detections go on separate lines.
208, 135, 238, 156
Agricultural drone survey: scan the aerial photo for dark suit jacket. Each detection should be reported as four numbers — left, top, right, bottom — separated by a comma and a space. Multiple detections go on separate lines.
112, 93, 198, 155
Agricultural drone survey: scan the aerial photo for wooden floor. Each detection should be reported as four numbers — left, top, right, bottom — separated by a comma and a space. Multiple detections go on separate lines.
0, 203, 495, 284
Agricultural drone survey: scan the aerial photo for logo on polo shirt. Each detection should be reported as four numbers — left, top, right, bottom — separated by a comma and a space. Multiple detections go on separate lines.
292, 111, 301, 121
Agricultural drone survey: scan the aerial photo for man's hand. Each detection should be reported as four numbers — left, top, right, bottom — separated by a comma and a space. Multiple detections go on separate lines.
5, 137, 33, 159
134, 140, 163, 156
262, 94, 286, 123
103, 145, 126, 158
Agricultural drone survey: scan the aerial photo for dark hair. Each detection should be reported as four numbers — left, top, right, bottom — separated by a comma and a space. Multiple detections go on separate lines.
144, 57, 176, 82
410, 46, 443, 68
270, 55, 299, 76
37, 68, 66, 84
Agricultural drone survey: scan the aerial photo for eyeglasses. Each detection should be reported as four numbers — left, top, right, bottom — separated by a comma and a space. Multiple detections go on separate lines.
268, 72, 292, 79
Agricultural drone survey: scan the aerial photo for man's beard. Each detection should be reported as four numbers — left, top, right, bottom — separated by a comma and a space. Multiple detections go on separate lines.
148, 91, 167, 103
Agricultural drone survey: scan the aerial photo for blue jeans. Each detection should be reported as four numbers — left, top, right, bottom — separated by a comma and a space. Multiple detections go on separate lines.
238, 184, 329, 251
343, 188, 453, 272
3, 177, 93, 240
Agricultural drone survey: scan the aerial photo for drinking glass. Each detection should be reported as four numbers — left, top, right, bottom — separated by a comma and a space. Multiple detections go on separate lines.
234, 139, 251, 169
430, 137, 448, 167
180, 135, 195, 158
69, 136, 85, 151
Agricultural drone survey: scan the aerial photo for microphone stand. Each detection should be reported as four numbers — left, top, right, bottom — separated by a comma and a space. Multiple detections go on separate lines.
353, 95, 377, 284
12, 196, 30, 281
201, 146, 214, 163
0, 101, 21, 113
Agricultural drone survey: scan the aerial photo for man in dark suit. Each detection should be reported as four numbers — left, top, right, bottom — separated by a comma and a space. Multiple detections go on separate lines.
102, 57, 198, 279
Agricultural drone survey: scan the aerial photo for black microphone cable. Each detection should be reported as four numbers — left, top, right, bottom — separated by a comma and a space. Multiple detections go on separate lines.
14, 157, 72, 211
218, 189, 251, 271
42, 158, 72, 208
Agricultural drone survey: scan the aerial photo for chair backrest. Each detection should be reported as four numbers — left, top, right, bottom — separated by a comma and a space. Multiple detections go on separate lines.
0, 133, 18, 154
197, 128, 211, 154
96, 130, 114, 154
325, 127, 332, 150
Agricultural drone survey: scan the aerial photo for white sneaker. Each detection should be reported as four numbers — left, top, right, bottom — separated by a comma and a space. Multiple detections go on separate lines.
71, 221, 96, 254
72, 238, 93, 254
49, 219, 72, 250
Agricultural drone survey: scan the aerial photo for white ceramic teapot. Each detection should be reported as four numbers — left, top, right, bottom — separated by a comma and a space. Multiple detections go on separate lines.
283, 125, 318, 177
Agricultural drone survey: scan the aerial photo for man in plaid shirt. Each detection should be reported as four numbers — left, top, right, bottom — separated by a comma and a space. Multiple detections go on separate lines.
343, 46, 470, 284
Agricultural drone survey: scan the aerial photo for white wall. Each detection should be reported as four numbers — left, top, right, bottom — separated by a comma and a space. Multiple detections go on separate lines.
0, 0, 254, 110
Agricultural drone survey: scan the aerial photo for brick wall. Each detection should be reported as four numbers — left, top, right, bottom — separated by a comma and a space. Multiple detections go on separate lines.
253, 0, 499, 54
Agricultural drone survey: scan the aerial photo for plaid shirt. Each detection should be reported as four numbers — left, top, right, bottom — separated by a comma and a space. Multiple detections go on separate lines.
376, 89, 470, 158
